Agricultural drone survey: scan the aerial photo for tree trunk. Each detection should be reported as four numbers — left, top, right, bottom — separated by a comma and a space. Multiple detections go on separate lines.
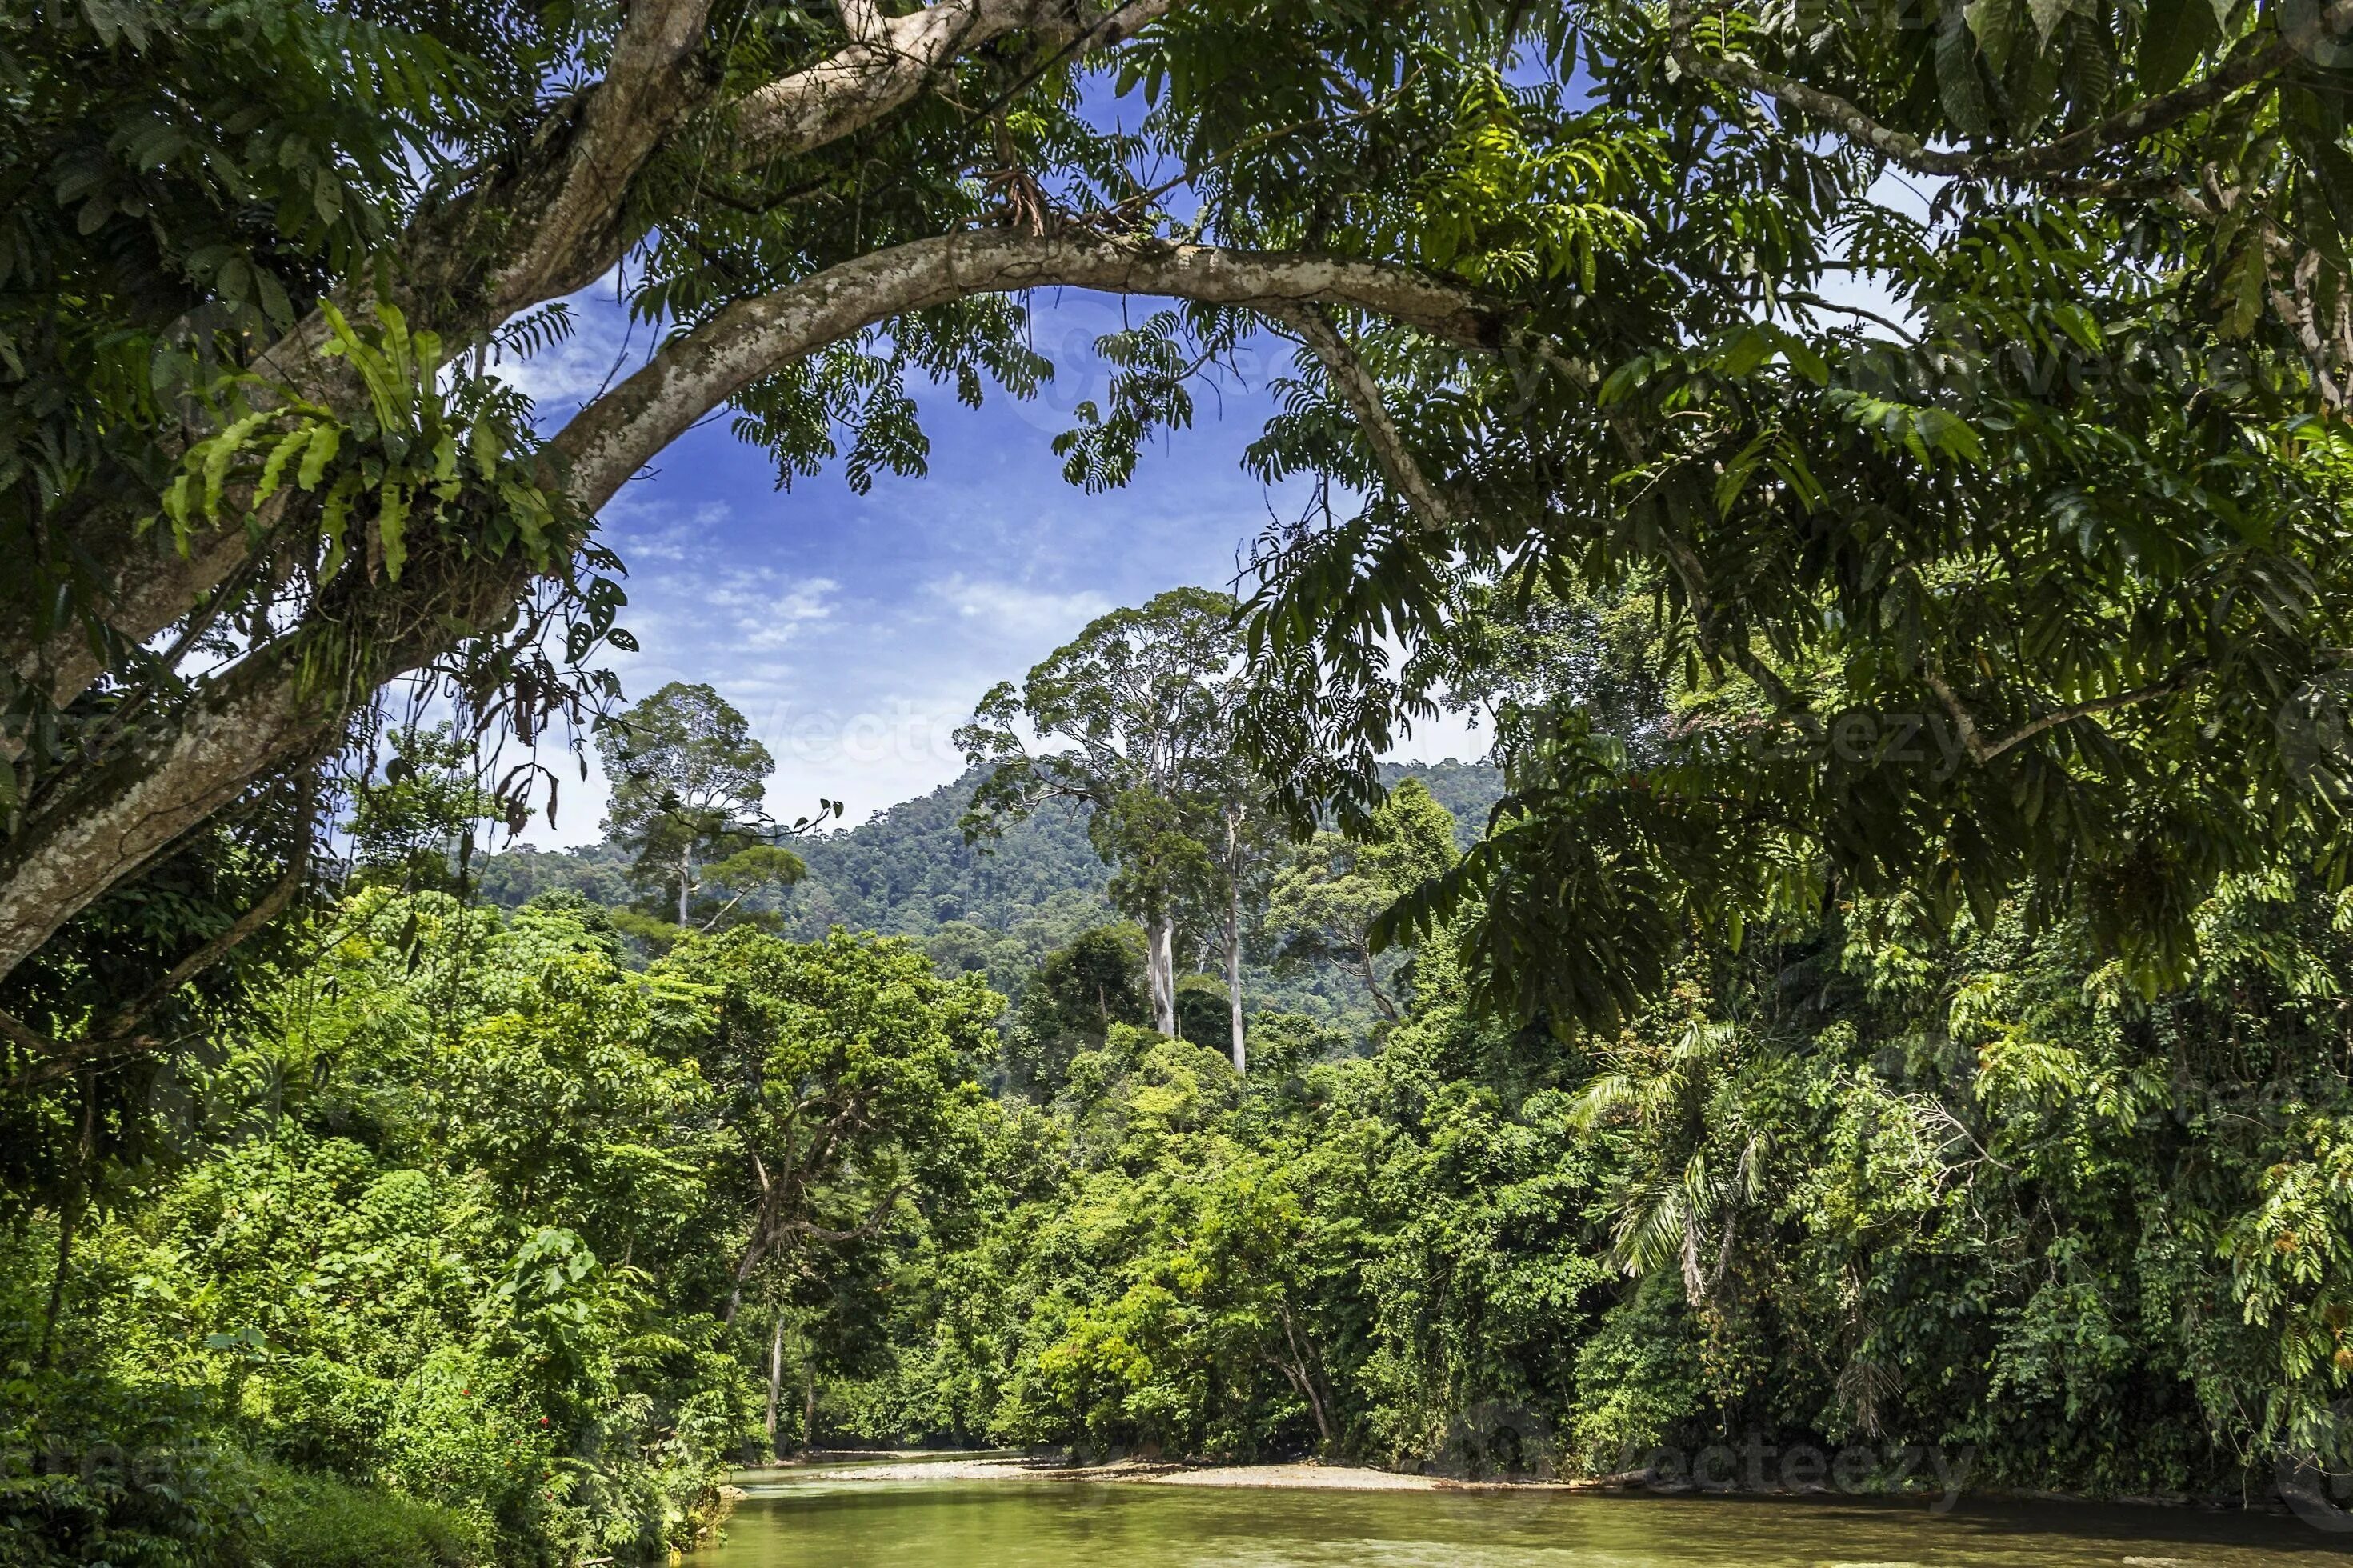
1225, 849, 1246, 1074
38, 1198, 76, 1370
0, 530, 534, 986
678, 841, 694, 926
1276, 1311, 1335, 1454
766, 1311, 786, 1455
1146, 918, 1176, 1036
1361, 941, 1399, 1022
38, 1078, 95, 1369
803, 1366, 818, 1453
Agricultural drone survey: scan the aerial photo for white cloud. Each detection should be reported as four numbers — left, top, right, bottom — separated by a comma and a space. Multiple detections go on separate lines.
927, 574, 1113, 632
736, 578, 838, 650
601, 497, 727, 564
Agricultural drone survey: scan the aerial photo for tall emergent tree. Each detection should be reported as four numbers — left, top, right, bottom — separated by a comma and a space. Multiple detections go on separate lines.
958, 587, 1245, 1041
597, 682, 791, 926
6, 0, 2353, 1090
1186, 750, 1286, 1070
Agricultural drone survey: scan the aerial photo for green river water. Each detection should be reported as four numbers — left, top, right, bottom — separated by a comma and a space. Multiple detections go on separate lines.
698, 1468, 2351, 1566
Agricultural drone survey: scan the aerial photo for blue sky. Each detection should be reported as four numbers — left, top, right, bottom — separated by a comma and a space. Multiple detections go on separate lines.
505, 282, 1489, 846
490, 74, 1927, 849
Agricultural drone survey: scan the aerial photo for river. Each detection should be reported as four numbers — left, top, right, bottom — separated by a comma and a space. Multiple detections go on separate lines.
698, 1466, 2349, 1566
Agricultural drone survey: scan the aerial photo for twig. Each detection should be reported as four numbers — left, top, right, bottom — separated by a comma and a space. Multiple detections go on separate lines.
1923, 664, 2199, 764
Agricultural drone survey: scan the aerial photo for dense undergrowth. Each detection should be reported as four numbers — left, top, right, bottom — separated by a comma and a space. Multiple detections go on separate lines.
830, 873, 2353, 1500
10, 834, 2353, 1563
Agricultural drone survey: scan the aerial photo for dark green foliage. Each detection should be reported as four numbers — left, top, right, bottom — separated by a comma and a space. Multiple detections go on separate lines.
476, 840, 638, 913
1002, 925, 1150, 1098
822, 880, 2353, 1494
344, 725, 500, 895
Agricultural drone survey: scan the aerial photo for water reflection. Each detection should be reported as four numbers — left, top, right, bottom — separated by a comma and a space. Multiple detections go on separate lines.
697, 1476, 2343, 1567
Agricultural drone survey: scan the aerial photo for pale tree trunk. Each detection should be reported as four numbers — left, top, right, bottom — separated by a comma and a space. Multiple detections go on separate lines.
1225, 810, 1246, 1074
1146, 918, 1176, 1037
678, 841, 694, 926
1361, 941, 1399, 1022
765, 1311, 786, 1455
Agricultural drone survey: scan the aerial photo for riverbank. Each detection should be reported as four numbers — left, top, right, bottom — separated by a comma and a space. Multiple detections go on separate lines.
745, 1454, 1553, 1490
706, 1462, 2338, 1567
741, 1454, 2305, 1514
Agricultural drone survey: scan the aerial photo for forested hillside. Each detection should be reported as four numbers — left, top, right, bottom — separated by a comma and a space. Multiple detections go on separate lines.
483, 761, 1501, 938
477, 760, 1505, 1042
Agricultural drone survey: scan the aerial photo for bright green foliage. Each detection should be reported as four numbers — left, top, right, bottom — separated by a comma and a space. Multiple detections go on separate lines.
157, 303, 567, 592
803, 869, 2353, 1498
1268, 778, 1459, 1022
596, 683, 793, 931
345, 724, 503, 894
656, 924, 999, 1351
1002, 924, 1152, 1098
6, 894, 1010, 1563
18, 782, 2353, 1542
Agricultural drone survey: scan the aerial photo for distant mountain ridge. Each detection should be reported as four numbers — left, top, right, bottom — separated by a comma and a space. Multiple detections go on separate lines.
484, 760, 1505, 946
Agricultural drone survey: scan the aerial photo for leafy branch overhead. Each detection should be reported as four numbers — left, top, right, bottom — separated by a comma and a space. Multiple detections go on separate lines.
6, 0, 2353, 1069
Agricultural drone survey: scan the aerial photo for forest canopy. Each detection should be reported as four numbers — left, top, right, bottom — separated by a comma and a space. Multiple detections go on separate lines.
8, 0, 2353, 1561
6, 0, 2353, 1054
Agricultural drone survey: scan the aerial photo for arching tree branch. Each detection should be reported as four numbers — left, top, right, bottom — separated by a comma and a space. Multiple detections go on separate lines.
1264, 302, 1455, 532
732, 0, 1181, 162
550, 230, 1508, 512
0, 232, 1499, 988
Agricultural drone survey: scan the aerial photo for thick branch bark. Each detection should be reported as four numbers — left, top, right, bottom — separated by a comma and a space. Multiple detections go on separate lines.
488, 0, 720, 313
836, 0, 886, 45
1667, 0, 2353, 181
550, 230, 1505, 510
0, 794, 314, 1092
733, 0, 1179, 162
0, 537, 533, 982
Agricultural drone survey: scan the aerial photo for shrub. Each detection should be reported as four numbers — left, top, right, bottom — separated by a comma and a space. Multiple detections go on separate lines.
254, 1466, 487, 1568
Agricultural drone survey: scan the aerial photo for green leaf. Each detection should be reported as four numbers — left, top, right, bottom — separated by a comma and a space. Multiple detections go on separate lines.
1718, 326, 1774, 378
297, 422, 339, 490
2027, 0, 2075, 43
312, 170, 343, 228
2218, 236, 2268, 338
1966, 0, 2023, 72
2138, 0, 2216, 93
1939, 13, 1992, 139
376, 481, 410, 581
255, 425, 311, 502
